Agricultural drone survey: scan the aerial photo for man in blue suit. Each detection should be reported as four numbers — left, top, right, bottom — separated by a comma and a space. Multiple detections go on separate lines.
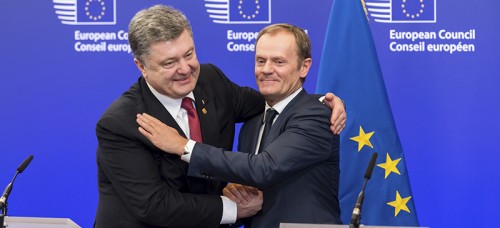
136, 23, 341, 227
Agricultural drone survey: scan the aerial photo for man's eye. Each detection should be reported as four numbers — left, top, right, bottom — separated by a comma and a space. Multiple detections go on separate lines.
163, 62, 174, 68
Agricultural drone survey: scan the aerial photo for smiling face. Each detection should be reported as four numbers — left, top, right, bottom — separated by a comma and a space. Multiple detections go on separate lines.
134, 29, 200, 99
254, 30, 312, 106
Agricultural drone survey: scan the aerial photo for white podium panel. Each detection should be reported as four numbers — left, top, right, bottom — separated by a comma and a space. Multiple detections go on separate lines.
4, 216, 81, 228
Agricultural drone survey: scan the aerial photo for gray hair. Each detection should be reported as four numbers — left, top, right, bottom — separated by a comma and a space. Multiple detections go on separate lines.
128, 5, 193, 62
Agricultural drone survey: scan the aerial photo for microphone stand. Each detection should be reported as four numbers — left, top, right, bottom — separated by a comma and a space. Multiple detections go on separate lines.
0, 207, 5, 228
0, 183, 13, 228
0, 155, 34, 228
349, 180, 367, 228
349, 152, 377, 228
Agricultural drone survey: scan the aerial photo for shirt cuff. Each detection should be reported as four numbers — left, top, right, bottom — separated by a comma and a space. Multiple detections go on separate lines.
220, 196, 237, 224
180, 139, 196, 163
318, 95, 326, 103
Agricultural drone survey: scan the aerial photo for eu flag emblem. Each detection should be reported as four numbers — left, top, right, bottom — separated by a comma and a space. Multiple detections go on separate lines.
391, 0, 436, 22
205, 0, 271, 24
364, 0, 436, 23
53, 0, 116, 25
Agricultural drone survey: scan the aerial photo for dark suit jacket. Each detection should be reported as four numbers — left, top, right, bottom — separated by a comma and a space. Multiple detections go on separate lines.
95, 64, 263, 228
188, 89, 341, 228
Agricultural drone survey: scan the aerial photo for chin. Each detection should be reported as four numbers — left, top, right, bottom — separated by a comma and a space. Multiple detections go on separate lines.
259, 87, 276, 95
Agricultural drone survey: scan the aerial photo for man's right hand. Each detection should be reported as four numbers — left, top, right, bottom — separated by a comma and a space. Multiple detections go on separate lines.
136, 113, 187, 156
223, 183, 259, 205
236, 191, 263, 219
227, 184, 262, 219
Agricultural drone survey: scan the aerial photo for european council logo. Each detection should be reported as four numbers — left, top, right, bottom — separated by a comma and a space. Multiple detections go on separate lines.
365, 0, 436, 23
53, 0, 116, 25
205, 0, 271, 24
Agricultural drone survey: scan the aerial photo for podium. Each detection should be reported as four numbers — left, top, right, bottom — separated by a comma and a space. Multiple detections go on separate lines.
280, 224, 427, 228
3, 216, 81, 228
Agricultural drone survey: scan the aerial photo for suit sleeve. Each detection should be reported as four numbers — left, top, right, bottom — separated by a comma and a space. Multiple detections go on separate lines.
97, 114, 223, 227
206, 64, 264, 123
187, 104, 337, 189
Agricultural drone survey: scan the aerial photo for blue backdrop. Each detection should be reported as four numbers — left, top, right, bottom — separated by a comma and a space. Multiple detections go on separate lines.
0, 0, 498, 227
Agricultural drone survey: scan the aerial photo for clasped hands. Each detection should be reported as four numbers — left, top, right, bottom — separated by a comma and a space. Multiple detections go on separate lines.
137, 113, 263, 218
224, 183, 263, 219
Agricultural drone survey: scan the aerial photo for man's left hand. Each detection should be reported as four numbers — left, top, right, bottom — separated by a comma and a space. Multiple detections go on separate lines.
323, 92, 347, 135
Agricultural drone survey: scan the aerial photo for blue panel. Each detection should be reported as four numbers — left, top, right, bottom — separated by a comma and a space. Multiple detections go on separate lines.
0, 0, 499, 227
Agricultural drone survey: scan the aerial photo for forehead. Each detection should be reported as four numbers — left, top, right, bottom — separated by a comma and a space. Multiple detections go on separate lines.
256, 31, 297, 56
145, 30, 195, 61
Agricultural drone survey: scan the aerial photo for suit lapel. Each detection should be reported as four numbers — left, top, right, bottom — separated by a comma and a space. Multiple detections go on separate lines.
193, 81, 220, 146
252, 114, 265, 154
138, 77, 187, 138
139, 75, 220, 147
265, 89, 309, 145
190, 81, 223, 194
140, 77, 218, 194
239, 113, 264, 154
241, 90, 309, 154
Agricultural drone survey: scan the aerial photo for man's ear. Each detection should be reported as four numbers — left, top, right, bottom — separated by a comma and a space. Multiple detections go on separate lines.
300, 58, 312, 79
134, 58, 147, 77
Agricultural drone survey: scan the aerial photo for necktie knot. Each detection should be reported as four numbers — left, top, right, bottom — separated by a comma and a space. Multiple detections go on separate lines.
181, 97, 195, 114
264, 108, 278, 124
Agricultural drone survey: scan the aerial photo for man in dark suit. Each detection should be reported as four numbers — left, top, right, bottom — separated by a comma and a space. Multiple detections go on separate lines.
136, 24, 341, 227
96, 4, 346, 228
94, 5, 264, 228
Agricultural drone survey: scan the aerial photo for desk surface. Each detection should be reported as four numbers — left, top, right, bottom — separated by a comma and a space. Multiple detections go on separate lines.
4, 216, 80, 228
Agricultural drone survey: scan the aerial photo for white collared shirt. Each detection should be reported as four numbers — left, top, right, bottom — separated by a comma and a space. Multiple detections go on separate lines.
254, 88, 303, 154
146, 82, 194, 139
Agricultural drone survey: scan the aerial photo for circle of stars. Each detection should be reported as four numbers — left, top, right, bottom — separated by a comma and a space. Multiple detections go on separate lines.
85, 0, 106, 21
401, 0, 424, 19
238, 0, 260, 20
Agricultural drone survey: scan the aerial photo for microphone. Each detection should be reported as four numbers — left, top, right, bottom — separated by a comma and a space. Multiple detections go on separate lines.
349, 152, 377, 228
0, 155, 34, 209
17, 155, 33, 174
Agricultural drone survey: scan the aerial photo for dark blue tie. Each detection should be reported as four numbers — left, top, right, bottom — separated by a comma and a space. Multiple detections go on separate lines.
257, 108, 278, 154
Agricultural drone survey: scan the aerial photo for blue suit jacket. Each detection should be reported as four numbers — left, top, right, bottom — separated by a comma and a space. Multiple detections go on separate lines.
188, 89, 341, 228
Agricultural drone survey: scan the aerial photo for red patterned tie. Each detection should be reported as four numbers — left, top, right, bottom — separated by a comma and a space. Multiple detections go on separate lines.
181, 97, 203, 143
